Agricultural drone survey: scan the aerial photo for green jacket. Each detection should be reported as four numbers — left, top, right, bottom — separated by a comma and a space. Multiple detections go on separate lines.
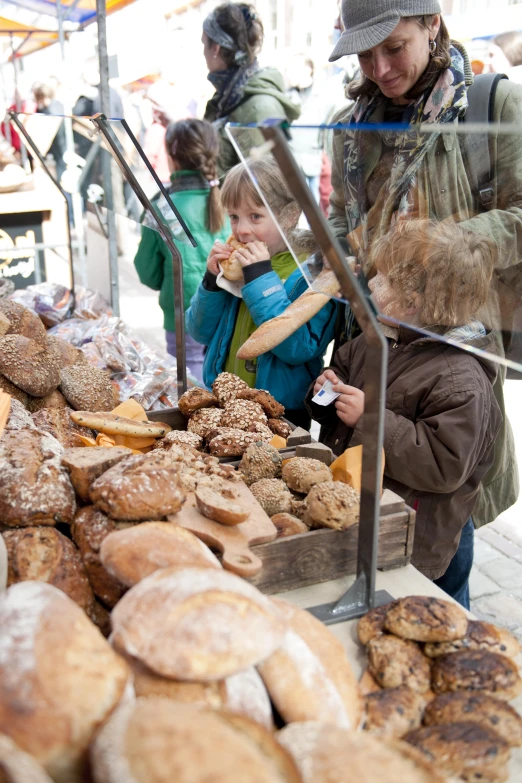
212, 67, 300, 176
328, 75, 522, 528
134, 171, 230, 332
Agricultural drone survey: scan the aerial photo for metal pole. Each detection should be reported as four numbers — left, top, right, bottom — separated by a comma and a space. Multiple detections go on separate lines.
56, 0, 85, 292
96, 0, 120, 316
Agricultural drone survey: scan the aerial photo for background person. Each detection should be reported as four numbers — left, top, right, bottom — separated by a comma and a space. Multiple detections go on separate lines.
485, 30, 522, 83
202, 2, 300, 176
134, 119, 229, 383
326, 0, 522, 599
32, 80, 67, 184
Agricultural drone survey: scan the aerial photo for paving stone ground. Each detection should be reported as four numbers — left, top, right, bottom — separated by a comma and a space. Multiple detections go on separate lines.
115, 228, 522, 636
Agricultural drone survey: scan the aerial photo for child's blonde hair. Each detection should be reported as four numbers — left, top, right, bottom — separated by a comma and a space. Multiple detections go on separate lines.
368, 219, 496, 328
221, 157, 299, 225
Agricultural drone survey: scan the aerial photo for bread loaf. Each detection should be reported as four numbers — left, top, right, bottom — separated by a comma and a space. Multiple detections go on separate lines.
62, 446, 133, 502
0, 734, 54, 783
0, 372, 28, 407
237, 269, 340, 360
71, 507, 126, 608
70, 411, 170, 438
91, 699, 300, 783
111, 565, 286, 681
0, 300, 47, 344
46, 336, 86, 369
3, 527, 94, 614
26, 389, 68, 413
221, 236, 248, 282
100, 522, 221, 587
0, 582, 130, 783
0, 335, 60, 397
31, 408, 94, 449
0, 429, 76, 527
257, 597, 362, 730
278, 722, 446, 783
59, 364, 115, 411
384, 596, 468, 643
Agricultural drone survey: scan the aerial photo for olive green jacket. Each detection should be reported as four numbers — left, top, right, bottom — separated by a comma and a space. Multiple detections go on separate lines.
328, 76, 522, 527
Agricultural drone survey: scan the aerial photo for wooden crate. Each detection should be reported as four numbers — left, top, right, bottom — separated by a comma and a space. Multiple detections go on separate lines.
250, 489, 416, 594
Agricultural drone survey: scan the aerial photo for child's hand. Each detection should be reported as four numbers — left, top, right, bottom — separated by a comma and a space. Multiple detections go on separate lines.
234, 240, 270, 267
313, 369, 340, 396
207, 240, 232, 276
334, 383, 365, 427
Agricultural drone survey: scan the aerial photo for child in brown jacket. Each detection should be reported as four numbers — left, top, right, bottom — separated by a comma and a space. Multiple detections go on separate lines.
307, 220, 502, 608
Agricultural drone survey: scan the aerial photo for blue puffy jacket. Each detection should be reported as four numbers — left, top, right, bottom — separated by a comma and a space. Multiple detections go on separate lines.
186, 266, 337, 411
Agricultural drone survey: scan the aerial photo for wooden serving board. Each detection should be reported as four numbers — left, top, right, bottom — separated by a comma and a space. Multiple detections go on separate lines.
169, 482, 277, 578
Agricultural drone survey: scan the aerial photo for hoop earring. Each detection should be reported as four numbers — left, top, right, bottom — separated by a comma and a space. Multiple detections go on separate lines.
429, 39, 437, 57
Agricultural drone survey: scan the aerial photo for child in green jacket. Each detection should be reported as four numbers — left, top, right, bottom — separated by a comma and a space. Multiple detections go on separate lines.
134, 119, 230, 381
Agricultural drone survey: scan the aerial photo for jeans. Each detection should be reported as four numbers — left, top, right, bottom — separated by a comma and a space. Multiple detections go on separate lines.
165, 330, 205, 384
433, 517, 474, 610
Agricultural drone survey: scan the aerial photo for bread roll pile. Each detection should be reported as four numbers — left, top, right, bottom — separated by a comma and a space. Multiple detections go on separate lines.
175, 372, 291, 458
357, 595, 522, 782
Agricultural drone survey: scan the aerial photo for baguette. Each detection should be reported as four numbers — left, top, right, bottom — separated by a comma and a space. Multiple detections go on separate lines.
237, 269, 340, 360
70, 411, 170, 438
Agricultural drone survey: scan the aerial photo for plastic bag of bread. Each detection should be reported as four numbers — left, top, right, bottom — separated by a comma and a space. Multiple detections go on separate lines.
72, 286, 112, 320
10, 282, 73, 327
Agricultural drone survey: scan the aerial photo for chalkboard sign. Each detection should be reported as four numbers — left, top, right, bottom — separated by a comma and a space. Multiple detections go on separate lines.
0, 212, 45, 289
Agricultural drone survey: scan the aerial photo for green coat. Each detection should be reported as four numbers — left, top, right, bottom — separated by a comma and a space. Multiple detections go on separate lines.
209, 67, 301, 176
134, 171, 230, 332
329, 75, 522, 528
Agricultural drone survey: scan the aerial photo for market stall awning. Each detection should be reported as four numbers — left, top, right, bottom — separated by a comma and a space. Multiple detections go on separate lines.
0, 15, 59, 57
1, 0, 136, 27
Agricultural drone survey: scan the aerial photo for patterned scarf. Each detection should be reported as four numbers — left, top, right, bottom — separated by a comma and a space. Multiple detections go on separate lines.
205, 59, 260, 122
343, 45, 469, 259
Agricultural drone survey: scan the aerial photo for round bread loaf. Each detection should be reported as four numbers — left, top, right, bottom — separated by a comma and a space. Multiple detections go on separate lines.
3, 527, 94, 614
282, 457, 333, 494
250, 479, 293, 517
431, 649, 522, 701
278, 721, 446, 783
423, 691, 522, 747
236, 388, 285, 419
0, 582, 130, 783
207, 427, 270, 457
0, 335, 60, 397
31, 407, 93, 449
272, 513, 308, 538
90, 452, 186, 520
0, 372, 28, 406
120, 654, 273, 730
26, 389, 68, 413
47, 336, 86, 369
0, 734, 54, 783
367, 634, 431, 694
362, 686, 425, 739
4, 398, 35, 431
71, 506, 126, 608
424, 619, 520, 659
0, 300, 47, 344
212, 372, 249, 405
111, 565, 286, 681
257, 597, 362, 730
91, 699, 300, 783
0, 429, 76, 527
405, 723, 510, 782
154, 429, 204, 451
178, 387, 219, 417
195, 485, 249, 525
384, 595, 469, 643
239, 442, 282, 486
357, 601, 398, 645
306, 482, 360, 530
221, 399, 268, 430
59, 364, 115, 411
100, 522, 221, 587
268, 418, 291, 438
62, 446, 133, 503
187, 407, 224, 438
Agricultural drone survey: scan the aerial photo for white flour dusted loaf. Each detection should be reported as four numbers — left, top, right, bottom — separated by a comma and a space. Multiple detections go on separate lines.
91, 698, 301, 783
111, 566, 286, 681
257, 597, 362, 730
0, 581, 130, 783
0, 734, 54, 783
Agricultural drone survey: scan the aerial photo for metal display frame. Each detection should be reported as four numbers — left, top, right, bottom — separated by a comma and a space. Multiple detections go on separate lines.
228, 123, 393, 623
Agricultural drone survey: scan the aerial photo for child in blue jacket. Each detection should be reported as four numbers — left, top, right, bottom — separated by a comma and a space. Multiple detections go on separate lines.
186, 157, 337, 428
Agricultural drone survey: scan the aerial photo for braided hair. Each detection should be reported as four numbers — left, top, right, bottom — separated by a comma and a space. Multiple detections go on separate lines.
165, 119, 225, 234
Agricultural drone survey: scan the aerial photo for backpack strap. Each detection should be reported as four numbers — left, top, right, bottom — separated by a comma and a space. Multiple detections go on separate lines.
462, 73, 508, 210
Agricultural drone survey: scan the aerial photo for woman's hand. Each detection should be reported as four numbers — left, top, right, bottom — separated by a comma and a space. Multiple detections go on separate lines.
234, 240, 270, 268
313, 368, 340, 396
334, 383, 365, 427
207, 240, 232, 276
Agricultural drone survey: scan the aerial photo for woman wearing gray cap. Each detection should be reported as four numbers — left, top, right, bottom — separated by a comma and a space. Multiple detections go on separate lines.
202, 3, 299, 175
327, 0, 522, 607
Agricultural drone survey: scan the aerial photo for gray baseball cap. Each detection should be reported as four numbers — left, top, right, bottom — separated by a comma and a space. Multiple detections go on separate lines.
329, 0, 442, 61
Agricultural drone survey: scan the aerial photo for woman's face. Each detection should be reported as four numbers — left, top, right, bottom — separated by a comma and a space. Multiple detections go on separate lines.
202, 32, 227, 73
227, 200, 286, 257
357, 16, 440, 104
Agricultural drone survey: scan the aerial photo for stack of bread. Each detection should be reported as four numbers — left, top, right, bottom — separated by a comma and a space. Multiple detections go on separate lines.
175, 372, 292, 457
357, 595, 522, 782
238, 448, 360, 538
